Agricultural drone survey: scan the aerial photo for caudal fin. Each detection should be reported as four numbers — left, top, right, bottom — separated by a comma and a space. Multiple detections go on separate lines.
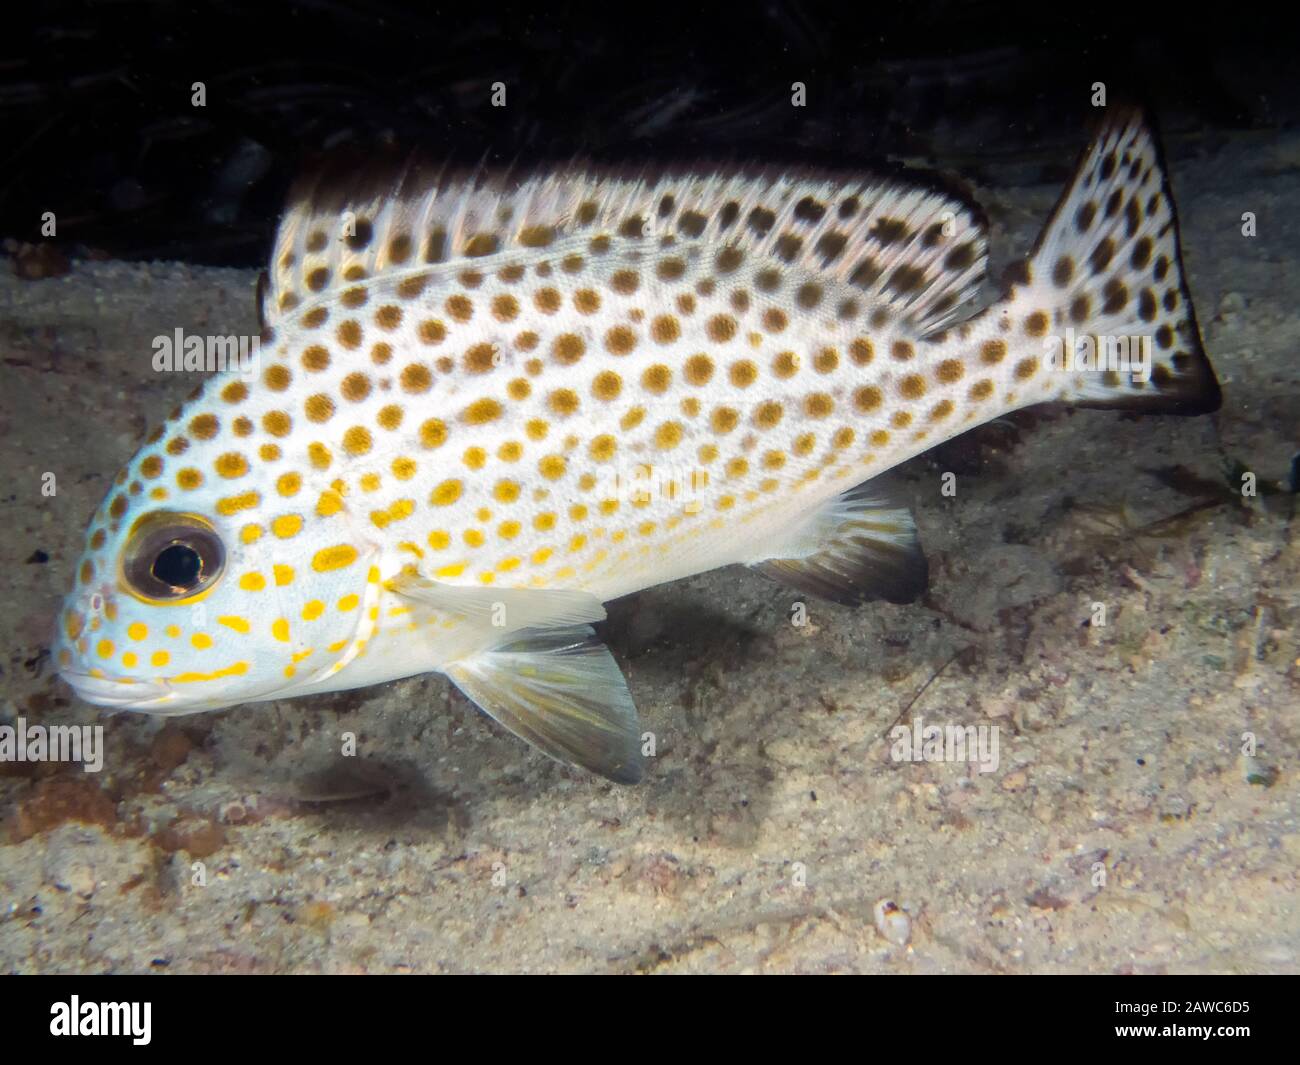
1008, 107, 1220, 415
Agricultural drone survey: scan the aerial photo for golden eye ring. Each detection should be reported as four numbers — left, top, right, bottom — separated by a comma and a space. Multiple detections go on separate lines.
119, 511, 226, 605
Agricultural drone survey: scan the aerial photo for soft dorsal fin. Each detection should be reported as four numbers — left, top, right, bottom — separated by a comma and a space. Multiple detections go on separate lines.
262, 158, 988, 336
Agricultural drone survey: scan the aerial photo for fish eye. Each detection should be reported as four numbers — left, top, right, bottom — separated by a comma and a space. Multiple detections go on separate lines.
120, 512, 225, 603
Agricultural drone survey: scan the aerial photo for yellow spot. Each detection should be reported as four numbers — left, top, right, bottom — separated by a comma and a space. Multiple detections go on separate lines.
272, 514, 304, 539
272, 618, 290, 642
239, 572, 266, 591
276, 472, 301, 497
122, 652, 138, 668
151, 650, 170, 667
170, 661, 249, 684
338, 594, 360, 613
428, 530, 451, 550
312, 544, 360, 572
534, 512, 556, 531
654, 422, 683, 450
435, 562, 467, 578
392, 457, 417, 480
126, 622, 148, 641
302, 600, 325, 621
241, 523, 262, 544
218, 616, 250, 634
531, 547, 553, 565
360, 472, 382, 492
165, 625, 181, 638
273, 563, 295, 586
430, 479, 463, 506
191, 632, 213, 650
96, 639, 115, 660
538, 455, 566, 480
464, 529, 485, 548
316, 490, 344, 517
463, 398, 503, 424
216, 491, 260, 516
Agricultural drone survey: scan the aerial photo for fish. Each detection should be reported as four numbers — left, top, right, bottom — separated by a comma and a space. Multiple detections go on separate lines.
54, 107, 1220, 784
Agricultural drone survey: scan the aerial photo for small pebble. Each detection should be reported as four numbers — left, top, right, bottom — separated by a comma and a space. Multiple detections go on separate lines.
873, 899, 912, 946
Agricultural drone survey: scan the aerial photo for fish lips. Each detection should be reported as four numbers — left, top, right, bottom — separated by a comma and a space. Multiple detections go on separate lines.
59, 670, 176, 709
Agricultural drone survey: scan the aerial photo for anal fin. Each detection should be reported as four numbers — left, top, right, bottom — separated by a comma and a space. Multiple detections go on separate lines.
751, 482, 928, 606
445, 625, 644, 785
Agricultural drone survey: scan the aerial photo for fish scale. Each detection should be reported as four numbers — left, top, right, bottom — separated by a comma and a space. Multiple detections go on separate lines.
56, 108, 1221, 782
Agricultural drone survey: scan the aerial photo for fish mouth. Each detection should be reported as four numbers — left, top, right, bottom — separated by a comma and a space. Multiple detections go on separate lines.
59, 670, 176, 709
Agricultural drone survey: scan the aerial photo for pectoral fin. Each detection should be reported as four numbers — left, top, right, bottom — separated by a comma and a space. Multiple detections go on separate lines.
751, 482, 928, 606
389, 570, 607, 629
445, 625, 644, 784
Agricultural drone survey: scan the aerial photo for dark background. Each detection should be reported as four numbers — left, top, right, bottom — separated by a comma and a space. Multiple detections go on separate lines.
2, 1, 1293, 265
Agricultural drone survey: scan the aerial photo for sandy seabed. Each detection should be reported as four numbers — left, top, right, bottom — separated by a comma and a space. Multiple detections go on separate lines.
0, 126, 1296, 974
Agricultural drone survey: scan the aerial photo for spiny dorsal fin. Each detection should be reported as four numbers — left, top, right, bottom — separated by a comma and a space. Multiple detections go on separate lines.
750, 482, 928, 606
262, 157, 988, 336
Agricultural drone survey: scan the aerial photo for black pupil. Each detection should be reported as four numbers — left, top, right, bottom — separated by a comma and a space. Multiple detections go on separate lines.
152, 543, 202, 589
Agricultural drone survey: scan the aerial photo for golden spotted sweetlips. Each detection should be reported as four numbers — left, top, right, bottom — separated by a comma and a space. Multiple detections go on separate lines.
55, 109, 1220, 783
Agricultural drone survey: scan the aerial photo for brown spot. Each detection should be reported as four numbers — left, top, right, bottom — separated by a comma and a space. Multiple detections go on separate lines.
464, 233, 499, 257
341, 372, 372, 401
1024, 311, 1050, 337
937, 358, 964, 383
553, 333, 585, 365
747, 207, 776, 237
415, 319, 445, 346
464, 343, 498, 374
774, 233, 803, 262
707, 314, 738, 343
401, 363, 433, 394
302, 345, 330, 372
1052, 256, 1074, 288
651, 315, 681, 344
611, 270, 640, 295
872, 217, 910, 245
605, 326, 637, 356
336, 321, 362, 350
716, 247, 743, 273
1090, 237, 1115, 275
656, 258, 686, 282
854, 385, 882, 412
980, 339, 1007, 365
795, 282, 823, 310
